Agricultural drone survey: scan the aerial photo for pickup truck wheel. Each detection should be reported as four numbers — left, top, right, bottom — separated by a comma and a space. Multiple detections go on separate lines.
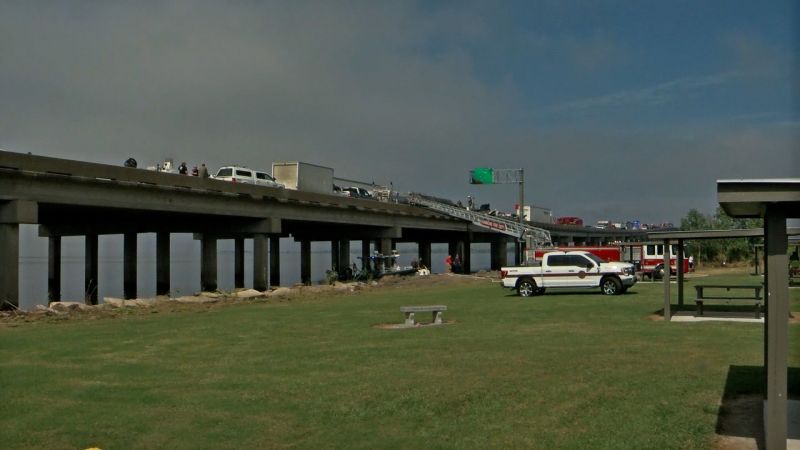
601, 277, 622, 295
517, 279, 536, 297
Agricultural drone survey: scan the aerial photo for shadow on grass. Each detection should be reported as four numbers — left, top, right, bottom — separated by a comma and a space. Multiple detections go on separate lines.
651, 304, 765, 318
715, 365, 800, 447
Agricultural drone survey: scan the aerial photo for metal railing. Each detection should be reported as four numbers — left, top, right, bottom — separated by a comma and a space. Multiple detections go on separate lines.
408, 194, 552, 247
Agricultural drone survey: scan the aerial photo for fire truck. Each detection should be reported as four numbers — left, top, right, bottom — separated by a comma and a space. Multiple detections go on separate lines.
555, 216, 584, 226
530, 243, 689, 279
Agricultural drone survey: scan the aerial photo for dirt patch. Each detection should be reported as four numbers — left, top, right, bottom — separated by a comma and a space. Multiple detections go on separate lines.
0, 274, 492, 325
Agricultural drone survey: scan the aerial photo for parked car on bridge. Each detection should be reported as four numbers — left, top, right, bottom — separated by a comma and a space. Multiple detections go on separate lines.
343, 187, 373, 199
213, 166, 284, 188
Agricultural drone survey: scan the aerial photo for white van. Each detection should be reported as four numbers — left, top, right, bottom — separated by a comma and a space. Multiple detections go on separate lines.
213, 166, 284, 189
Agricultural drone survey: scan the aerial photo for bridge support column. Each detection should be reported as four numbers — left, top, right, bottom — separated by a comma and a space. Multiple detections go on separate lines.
514, 241, 522, 266
269, 236, 281, 287
201, 235, 217, 292
48, 236, 61, 303
379, 238, 392, 270
253, 235, 268, 291
300, 240, 311, 285
85, 234, 99, 305
490, 237, 508, 270
418, 240, 431, 270
156, 232, 170, 296
461, 238, 471, 274
361, 239, 371, 271
0, 224, 20, 309
339, 240, 350, 276
330, 240, 340, 273
448, 241, 458, 272
124, 232, 137, 300
234, 238, 245, 289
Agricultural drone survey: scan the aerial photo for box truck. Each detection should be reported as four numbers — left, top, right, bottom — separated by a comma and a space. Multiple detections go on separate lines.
271, 162, 334, 194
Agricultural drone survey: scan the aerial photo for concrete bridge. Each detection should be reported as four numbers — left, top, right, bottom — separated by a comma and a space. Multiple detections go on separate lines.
0, 151, 643, 309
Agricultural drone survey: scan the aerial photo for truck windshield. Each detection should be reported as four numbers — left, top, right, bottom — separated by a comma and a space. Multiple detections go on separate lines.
585, 253, 607, 264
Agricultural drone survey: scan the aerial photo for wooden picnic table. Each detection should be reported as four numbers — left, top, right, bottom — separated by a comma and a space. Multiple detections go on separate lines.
694, 284, 763, 318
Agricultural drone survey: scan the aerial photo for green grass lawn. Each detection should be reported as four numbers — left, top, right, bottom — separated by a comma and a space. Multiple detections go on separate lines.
1, 273, 799, 449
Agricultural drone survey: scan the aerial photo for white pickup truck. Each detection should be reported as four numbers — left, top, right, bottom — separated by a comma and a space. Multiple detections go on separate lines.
501, 251, 636, 297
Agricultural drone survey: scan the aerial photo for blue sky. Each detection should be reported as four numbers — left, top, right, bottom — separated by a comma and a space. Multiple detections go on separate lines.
0, 1, 797, 224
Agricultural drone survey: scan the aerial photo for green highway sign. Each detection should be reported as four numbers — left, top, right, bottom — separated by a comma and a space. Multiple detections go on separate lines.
470, 167, 494, 184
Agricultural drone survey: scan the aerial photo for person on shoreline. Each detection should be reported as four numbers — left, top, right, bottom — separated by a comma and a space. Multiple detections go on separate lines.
445, 254, 452, 273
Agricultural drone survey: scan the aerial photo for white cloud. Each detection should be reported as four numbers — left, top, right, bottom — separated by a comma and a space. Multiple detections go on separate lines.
549, 71, 741, 113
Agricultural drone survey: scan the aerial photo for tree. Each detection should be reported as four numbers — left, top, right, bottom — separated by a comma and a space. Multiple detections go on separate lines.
678, 208, 762, 263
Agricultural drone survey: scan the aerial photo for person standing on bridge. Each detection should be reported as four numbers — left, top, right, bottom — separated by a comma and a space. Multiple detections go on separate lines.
178, 162, 188, 175
199, 163, 209, 178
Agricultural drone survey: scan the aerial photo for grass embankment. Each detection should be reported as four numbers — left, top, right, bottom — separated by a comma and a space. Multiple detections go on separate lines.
1, 273, 798, 449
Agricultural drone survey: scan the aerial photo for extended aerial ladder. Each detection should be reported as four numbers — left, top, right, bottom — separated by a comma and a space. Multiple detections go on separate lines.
408, 194, 552, 248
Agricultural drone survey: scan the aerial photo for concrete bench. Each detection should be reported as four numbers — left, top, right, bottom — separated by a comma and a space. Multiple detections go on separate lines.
400, 305, 447, 326
694, 284, 763, 318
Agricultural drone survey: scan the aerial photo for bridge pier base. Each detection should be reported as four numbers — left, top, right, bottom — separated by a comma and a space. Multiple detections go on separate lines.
0, 224, 20, 309
418, 240, 431, 270
124, 232, 137, 300
269, 236, 281, 287
490, 237, 508, 270
48, 236, 61, 303
254, 234, 268, 291
234, 237, 245, 289
201, 235, 217, 292
514, 241, 522, 266
300, 240, 311, 285
156, 232, 170, 296
85, 234, 99, 305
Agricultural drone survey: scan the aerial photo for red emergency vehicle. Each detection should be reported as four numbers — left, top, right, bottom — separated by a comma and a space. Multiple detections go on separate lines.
555, 216, 584, 226
530, 244, 689, 278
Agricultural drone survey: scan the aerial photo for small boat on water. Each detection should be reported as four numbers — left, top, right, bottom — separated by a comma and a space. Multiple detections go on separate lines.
358, 250, 418, 278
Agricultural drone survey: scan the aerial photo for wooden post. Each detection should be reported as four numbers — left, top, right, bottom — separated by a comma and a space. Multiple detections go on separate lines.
764, 208, 788, 449
677, 239, 684, 306
662, 239, 670, 321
